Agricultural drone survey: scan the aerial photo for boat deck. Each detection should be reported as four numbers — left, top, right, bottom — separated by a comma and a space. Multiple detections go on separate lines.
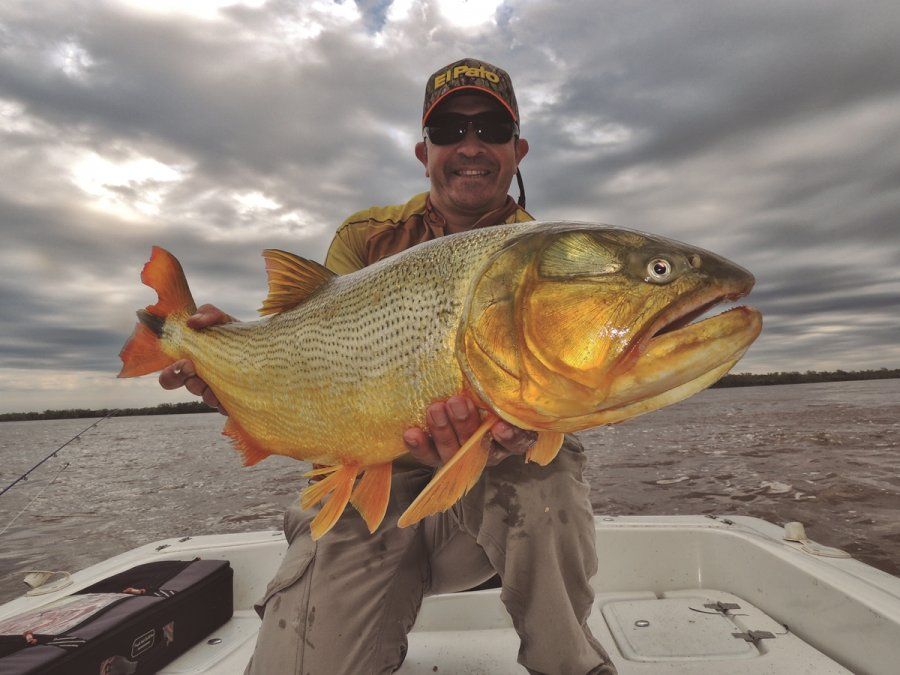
3, 516, 898, 673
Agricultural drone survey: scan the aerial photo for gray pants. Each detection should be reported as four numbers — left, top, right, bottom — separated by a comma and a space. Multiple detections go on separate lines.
246, 436, 615, 675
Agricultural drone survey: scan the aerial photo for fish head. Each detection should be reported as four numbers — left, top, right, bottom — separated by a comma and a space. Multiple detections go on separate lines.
458, 223, 762, 430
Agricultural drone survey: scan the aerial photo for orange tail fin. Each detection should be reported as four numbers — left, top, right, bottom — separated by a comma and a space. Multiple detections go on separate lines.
118, 247, 197, 378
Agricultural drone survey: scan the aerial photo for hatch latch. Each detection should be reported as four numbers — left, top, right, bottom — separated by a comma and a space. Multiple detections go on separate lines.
732, 630, 776, 645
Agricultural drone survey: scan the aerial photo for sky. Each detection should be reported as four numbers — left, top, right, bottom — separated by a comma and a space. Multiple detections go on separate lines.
1, 0, 899, 413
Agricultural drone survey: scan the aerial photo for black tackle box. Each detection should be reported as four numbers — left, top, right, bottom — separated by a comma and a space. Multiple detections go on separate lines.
0, 558, 233, 674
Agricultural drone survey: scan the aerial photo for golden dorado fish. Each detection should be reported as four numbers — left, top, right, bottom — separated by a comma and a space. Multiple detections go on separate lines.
119, 222, 761, 539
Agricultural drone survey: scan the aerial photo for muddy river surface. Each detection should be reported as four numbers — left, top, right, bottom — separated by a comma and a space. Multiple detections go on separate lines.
1, 379, 898, 604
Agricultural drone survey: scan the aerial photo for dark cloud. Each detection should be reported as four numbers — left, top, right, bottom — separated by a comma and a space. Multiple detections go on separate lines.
1, 0, 899, 412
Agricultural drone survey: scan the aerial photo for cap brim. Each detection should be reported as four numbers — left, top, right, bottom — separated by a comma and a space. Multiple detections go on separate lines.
423, 85, 518, 126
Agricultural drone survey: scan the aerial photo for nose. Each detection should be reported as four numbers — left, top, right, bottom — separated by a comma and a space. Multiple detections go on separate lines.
456, 125, 487, 155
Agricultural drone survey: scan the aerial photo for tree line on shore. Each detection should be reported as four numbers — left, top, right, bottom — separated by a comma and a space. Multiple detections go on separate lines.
709, 367, 900, 388
2, 368, 897, 422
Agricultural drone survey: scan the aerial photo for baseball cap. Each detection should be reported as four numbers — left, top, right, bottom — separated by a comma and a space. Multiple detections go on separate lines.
423, 58, 519, 126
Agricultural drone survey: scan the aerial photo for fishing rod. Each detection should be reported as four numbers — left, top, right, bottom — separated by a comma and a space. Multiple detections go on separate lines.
0, 412, 115, 498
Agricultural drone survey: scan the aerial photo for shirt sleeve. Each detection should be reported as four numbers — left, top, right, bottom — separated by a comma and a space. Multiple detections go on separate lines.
324, 219, 369, 274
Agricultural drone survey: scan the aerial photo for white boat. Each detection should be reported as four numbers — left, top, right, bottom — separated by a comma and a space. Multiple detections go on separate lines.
2, 515, 899, 674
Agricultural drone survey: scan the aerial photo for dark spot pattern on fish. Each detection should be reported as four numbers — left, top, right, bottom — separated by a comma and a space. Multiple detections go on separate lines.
558, 509, 569, 524
278, 619, 286, 629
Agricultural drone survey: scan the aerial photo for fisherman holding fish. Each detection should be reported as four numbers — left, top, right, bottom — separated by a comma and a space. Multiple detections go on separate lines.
159, 59, 616, 674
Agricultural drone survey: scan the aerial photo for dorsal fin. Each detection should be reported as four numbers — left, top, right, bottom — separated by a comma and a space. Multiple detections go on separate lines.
258, 249, 336, 316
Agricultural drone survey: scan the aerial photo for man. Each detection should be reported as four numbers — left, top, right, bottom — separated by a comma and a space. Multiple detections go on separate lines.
160, 58, 615, 675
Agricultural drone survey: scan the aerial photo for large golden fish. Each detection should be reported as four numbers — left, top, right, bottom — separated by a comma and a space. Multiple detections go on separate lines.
119, 222, 761, 538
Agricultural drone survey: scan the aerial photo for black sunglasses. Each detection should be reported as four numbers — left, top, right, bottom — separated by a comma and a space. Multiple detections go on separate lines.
424, 112, 519, 146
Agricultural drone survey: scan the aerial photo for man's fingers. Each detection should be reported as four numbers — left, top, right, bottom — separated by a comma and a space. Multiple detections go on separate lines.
201, 388, 223, 412
425, 403, 458, 465
159, 359, 194, 390
403, 428, 441, 467
490, 421, 538, 456
446, 396, 481, 445
186, 304, 234, 330
184, 376, 207, 398
428, 397, 481, 465
409, 395, 514, 469
157, 355, 226, 414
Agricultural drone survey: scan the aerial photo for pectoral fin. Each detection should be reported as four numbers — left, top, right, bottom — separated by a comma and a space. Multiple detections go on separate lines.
526, 431, 565, 465
397, 414, 496, 528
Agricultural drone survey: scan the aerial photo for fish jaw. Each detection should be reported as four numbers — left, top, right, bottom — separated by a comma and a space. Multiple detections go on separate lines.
561, 353, 746, 431
591, 305, 762, 420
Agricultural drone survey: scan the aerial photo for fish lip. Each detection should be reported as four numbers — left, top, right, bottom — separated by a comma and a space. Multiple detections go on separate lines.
633, 279, 755, 353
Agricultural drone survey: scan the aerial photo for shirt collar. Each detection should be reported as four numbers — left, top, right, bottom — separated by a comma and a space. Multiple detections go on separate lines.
424, 194, 520, 236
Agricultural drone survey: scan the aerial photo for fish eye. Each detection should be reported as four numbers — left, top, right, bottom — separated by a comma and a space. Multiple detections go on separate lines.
646, 258, 673, 283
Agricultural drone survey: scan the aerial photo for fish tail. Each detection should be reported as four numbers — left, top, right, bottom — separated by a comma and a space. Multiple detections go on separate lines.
118, 247, 197, 378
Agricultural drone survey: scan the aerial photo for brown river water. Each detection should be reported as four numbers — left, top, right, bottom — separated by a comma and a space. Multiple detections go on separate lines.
1, 379, 898, 604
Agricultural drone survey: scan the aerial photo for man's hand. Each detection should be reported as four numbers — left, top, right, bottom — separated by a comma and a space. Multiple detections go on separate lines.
158, 304, 234, 415
402, 394, 537, 468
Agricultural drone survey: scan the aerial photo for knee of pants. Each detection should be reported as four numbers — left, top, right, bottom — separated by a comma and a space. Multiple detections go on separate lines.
247, 533, 317, 675
253, 524, 316, 620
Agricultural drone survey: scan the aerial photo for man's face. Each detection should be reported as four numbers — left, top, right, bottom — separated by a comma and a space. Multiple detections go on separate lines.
415, 93, 529, 221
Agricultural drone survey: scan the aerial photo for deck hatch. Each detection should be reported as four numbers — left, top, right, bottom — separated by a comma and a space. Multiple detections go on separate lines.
602, 597, 758, 661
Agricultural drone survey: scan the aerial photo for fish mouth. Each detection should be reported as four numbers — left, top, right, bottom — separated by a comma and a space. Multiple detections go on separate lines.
642, 279, 755, 349
602, 280, 762, 411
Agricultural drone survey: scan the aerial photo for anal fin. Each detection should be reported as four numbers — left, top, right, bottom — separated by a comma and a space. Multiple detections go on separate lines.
526, 431, 565, 466
300, 464, 359, 540
350, 463, 392, 533
222, 418, 271, 466
397, 414, 496, 528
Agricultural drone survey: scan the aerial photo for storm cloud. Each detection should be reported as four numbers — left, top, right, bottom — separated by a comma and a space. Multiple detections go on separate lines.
1, 0, 899, 412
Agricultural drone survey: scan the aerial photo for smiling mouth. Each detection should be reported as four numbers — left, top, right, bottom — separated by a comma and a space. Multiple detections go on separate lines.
453, 169, 492, 177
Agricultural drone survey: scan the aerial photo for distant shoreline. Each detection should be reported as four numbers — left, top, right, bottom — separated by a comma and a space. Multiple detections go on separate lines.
1, 368, 897, 422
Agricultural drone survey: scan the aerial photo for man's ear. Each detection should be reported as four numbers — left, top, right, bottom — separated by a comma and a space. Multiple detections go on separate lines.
515, 137, 529, 164
415, 141, 429, 176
